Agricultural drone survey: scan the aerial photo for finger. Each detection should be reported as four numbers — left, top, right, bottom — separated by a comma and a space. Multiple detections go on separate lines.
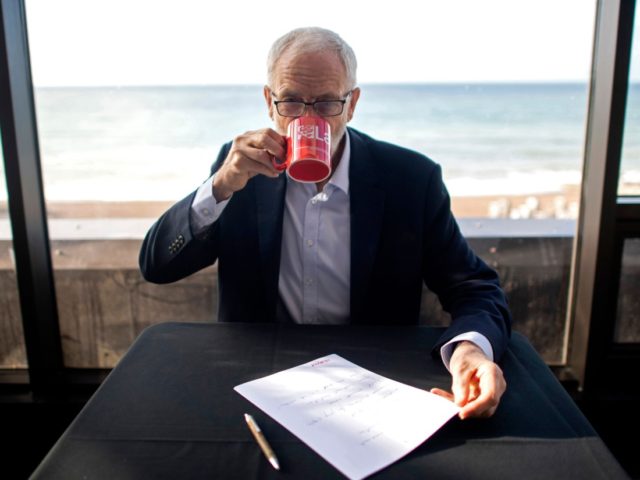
451, 369, 474, 407
232, 130, 285, 161
458, 370, 505, 419
458, 384, 500, 419
247, 130, 286, 160
234, 136, 286, 176
430, 388, 454, 402
459, 400, 497, 419
244, 146, 283, 174
240, 149, 282, 178
468, 375, 481, 402
227, 142, 281, 177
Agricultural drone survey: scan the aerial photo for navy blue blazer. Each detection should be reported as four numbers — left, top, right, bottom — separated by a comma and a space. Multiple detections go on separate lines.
139, 128, 512, 360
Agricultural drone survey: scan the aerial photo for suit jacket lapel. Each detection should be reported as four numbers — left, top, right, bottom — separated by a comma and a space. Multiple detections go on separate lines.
254, 173, 287, 319
348, 129, 386, 323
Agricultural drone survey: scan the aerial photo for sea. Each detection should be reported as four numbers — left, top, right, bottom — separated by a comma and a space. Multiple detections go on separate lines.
3, 83, 639, 201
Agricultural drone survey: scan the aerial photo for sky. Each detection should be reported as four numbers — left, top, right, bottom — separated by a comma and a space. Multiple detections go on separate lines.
22, 0, 627, 87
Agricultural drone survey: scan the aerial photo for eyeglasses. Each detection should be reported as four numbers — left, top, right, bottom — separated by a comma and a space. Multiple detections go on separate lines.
271, 90, 353, 117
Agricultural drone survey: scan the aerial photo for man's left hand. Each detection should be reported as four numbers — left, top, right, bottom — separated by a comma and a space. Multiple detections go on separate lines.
430, 340, 506, 419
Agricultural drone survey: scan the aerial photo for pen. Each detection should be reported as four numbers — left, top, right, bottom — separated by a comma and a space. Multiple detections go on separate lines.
244, 413, 280, 470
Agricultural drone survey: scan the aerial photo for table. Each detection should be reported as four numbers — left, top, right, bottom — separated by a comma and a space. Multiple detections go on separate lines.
31, 323, 629, 479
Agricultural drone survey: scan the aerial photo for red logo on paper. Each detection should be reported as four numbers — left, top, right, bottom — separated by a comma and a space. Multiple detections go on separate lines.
311, 358, 331, 367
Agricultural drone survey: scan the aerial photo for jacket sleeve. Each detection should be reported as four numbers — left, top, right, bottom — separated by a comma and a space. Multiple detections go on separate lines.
138, 143, 231, 284
423, 165, 512, 361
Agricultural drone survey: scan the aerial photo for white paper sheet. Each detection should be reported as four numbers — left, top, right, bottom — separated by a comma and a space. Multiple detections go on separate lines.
234, 354, 460, 480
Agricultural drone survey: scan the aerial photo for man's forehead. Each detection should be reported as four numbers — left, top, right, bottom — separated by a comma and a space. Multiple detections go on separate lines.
271, 59, 347, 98
271, 73, 347, 98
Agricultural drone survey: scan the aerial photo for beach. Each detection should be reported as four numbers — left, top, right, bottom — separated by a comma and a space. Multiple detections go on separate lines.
451, 184, 580, 219
0, 184, 581, 222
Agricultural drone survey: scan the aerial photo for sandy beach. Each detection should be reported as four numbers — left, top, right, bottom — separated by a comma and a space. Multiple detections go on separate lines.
0, 184, 583, 221
450, 184, 580, 219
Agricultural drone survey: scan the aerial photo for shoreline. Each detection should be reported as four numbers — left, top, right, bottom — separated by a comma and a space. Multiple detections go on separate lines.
0, 185, 583, 220
450, 184, 580, 218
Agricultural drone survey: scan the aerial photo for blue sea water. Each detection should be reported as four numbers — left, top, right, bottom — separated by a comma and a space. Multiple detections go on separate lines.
8, 83, 639, 201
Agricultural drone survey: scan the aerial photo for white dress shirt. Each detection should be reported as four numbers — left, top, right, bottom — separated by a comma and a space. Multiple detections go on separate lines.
190, 131, 493, 369
277, 133, 351, 324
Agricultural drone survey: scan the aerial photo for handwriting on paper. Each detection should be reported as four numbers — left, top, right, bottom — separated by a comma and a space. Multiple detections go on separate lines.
277, 370, 398, 436
235, 354, 460, 480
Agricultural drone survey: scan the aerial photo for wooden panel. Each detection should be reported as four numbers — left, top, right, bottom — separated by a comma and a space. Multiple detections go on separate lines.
0, 253, 27, 368
55, 268, 216, 368
1, 236, 574, 368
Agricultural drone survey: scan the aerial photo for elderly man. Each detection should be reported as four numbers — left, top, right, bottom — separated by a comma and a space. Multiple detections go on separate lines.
139, 27, 511, 419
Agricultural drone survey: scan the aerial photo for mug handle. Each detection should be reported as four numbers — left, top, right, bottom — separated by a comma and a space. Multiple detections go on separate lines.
272, 155, 288, 171
271, 136, 291, 171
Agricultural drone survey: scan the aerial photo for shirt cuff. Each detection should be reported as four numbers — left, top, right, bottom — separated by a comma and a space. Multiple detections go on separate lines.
439, 332, 494, 372
190, 174, 231, 237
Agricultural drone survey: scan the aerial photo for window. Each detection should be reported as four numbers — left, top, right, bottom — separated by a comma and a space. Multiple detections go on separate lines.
23, 0, 595, 366
620, 8, 640, 197
614, 4, 640, 344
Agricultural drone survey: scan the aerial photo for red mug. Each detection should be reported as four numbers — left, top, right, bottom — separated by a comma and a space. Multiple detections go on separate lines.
272, 117, 331, 183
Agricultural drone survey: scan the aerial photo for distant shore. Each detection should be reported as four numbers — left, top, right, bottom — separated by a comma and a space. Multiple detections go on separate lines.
0, 184, 585, 220
451, 184, 580, 219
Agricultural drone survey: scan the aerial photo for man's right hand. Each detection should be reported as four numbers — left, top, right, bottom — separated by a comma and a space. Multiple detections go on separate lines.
212, 128, 286, 201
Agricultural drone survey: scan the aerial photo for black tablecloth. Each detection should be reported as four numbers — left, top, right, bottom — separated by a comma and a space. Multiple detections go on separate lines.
31, 323, 629, 479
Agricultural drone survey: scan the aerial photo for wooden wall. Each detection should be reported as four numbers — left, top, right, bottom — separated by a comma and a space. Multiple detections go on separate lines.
0, 235, 577, 368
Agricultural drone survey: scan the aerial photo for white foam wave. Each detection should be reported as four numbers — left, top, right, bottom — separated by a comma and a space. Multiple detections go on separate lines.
446, 170, 582, 197
620, 169, 640, 184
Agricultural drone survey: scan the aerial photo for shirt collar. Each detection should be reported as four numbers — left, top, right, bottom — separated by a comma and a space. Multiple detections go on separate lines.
328, 129, 350, 195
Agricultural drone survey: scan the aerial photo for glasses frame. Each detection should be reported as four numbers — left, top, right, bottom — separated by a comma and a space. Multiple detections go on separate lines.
271, 90, 353, 117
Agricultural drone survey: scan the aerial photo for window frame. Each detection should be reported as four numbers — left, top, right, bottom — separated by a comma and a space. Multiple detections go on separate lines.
1, 0, 64, 394
566, 0, 640, 391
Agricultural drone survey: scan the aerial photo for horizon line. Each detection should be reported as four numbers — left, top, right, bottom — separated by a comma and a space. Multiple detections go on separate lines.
33, 80, 605, 89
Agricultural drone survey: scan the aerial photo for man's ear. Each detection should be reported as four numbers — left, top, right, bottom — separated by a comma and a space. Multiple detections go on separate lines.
346, 87, 361, 123
264, 85, 274, 120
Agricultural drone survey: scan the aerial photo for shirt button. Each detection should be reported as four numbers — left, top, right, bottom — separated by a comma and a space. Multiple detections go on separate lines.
202, 208, 210, 216
311, 198, 317, 205
306, 239, 314, 247
305, 277, 313, 286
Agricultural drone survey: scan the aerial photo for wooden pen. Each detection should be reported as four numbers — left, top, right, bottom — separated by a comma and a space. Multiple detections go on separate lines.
244, 413, 280, 470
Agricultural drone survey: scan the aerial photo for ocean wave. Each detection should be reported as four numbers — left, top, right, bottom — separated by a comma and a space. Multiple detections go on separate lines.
445, 170, 582, 196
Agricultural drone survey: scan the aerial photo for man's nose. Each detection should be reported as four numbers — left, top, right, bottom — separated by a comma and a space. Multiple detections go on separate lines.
303, 103, 316, 117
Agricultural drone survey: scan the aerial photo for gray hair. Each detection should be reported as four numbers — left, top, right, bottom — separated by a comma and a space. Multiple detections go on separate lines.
267, 27, 357, 89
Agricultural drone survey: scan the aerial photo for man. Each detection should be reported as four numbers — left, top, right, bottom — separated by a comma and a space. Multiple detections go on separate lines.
139, 27, 511, 419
